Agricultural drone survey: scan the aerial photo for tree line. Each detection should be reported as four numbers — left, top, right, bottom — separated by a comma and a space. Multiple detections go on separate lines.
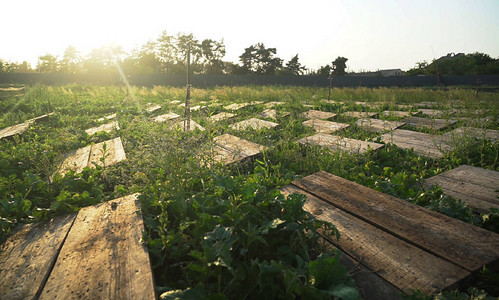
0, 31, 348, 76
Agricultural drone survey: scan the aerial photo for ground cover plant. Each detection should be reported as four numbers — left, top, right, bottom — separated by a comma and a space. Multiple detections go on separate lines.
1, 84, 498, 299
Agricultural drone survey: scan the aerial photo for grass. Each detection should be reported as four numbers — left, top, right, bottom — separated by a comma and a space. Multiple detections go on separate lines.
0, 84, 498, 299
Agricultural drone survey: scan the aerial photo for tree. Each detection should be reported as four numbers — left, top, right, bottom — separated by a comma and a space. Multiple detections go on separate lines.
278, 54, 306, 75
82, 46, 124, 73
315, 65, 332, 76
200, 39, 226, 74
239, 43, 283, 75
60, 46, 80, 73
37, 54, 59, 72
332, 57, 348, 76
405, 52, 499, 76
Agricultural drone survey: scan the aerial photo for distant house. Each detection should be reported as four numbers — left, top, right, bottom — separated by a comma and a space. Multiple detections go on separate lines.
347, 69, 405, 77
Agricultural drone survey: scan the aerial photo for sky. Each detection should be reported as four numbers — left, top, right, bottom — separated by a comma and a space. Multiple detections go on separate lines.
1, 0, 498, 72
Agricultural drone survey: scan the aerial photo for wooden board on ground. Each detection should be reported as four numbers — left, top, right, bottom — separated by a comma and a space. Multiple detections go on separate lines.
302, 119, 349, 134
281, 171, 499, 294
230, 118, 278, 130
85, 121, 119, 135
170, 100, 181, 104
97, 113, 117, 122
40, 194, 155, 299
379, 129, 451, 159
424, 165, 499, 213
381, 110, 413, 118
146, 103, 161, 113
56, 137, 126, 176
354, 101, 382, 109
0, 86, 25, 98
0, 215, 76, 299
402, 116, 457, 131
212, 134, 266, 165
258, 109, 290, 120
303, 109, 336, 120
210, 112, 236, 122
0, 113, 54, 140
297, 133, 384, 154
417, 109, 450, 117
343, 111, 379, 118
442, 127, 499, 142
173, 120, 205, 131
264, 101, 284, 108
224, 102, 250, 110
414, 101, 437, 108
153, 113, 181, 123
356, 118, 405, 132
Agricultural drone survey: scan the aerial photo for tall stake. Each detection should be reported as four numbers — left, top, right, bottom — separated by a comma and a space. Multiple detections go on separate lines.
184, 44, 191, 131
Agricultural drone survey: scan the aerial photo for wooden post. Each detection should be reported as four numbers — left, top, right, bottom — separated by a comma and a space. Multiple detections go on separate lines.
184, 44, 191, 131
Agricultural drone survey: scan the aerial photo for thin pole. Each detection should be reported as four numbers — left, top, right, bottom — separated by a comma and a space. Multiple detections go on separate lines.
184, 44, 191, 131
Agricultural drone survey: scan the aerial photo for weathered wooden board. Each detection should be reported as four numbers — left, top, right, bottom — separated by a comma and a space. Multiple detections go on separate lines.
264, 101, 284, 108
191, 105, 205, 111
302, 119, 350, 134
258, 109, 290, 120
381, 110, 413, 118
442, 127, 499, 142
0, 86, 25, 98
394, 104, 413, 110
146, 103, 161, 113
291, 171, 499, 273
40, 194, 155, 300
356, 118, 406, 132
322, 100, 345, 105
210, 112, 236, 122
302, 109, 337, 120
0, 215, 76, 300
56, 137, 126, 176
0, 113, 54, 140
170, 100, 181, 104
212, 134, 266, 165
224, 103, 250, 110
417, 109, 451, 117
424, 165, 499, 212
402, 116, 457, 131
153, 113, 181, 123
343, 111, 379, 118
297, 133, 384, 154
250, 101, 264, 105
414, 101, 438, 108
85, 121, 120, 135
280, 184, 470, 295
379, 129, 451, 159
173, 120, 206, 131
230, 118, 279, 130
97, 113, 117, 122
354, 102, 382, 109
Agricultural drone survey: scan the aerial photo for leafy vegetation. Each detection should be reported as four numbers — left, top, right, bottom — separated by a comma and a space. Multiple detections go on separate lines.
1, 85, 498, 299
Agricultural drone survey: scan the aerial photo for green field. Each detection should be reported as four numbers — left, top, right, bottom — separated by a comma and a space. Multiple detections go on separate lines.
1, 85, 498, 299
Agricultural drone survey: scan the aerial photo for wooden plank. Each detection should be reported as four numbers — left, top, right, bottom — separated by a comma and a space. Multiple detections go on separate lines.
356, 118, 405, 132
153, 113, 181, 123
173, 120, 206, 131
0, 122, 31, 140
57, 145, 92, 176
0, 215, 76, 299
302, 119, 350, 134
379, 129, 451, 159
343, 111, 379, 118
298, 133, 384, 154
170, 100, 181, 104
402, 116, 457, 131
210, 112, 236, 122
414, 102, 438, 108
442, 127, 499, 142
85, 121, 119, 135
145, 104, 161, 113
258, 109, 290, 120
224, 103, 250, 110
40, 194, 155, 300
303, 109, 337, 120
354, 102, 382, 108
381, 111, 412, 118
291, 171, 499, 272
280, 185, 469, 295
417, 109, 451, 118
264, 101, 284, 108
424, 165, 499, 212
97, 113, 117, 122
212, 134, 266, 165
88, 137, 127, 167
230, 118, 278, 130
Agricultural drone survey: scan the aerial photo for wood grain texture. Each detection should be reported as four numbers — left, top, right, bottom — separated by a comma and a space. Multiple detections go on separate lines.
40, 194, 155, 300
356, 118, 406, 132
297, 133, 384, 154
302, 119, 350, 134
145, 104, 161, 113
424, 165, 499, 212
85, 121, 120, 135
224, 103, 249, 110
0, 215, 76, 300
343, 111, 379, 118
381, 111, 412, 118
153, 113, 180, 123
263, 101, 284, 108
210, 112, 236, 121
230, 118, 278, 130
379, 129, 451, 159
402, 116, 457, 131
213, 134, 266, 165
280, 185, 469, 295
173, 120, 206, 131
292, 171, 499, 272
302, 110, 337, 120
442, 127, 499, 142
